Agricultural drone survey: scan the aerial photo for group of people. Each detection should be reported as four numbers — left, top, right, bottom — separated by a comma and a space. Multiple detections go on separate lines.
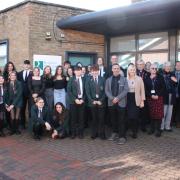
0, 55, 180, 145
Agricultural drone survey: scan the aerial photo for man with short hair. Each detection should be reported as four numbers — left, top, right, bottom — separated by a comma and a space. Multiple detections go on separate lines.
85, 65, 106, 140
67, 66, 85, 139
105, 63, 128, 144
18, 60, 32, 129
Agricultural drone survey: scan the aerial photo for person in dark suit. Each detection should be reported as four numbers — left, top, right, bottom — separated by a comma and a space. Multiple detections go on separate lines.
30, 97, 52, 140
97, 57, 107, 79
0, 75, 6, 136
85, 65, 106, 140
51, 102, 69, 139
105, 63, 129, 145
107, 55, 125, 78
17, 60, 32, 129
136, 59, 150, 132
67, 66, 86, 139
5, 71, 23, 135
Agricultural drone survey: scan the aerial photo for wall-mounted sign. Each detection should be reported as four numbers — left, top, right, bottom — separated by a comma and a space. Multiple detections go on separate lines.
33, 55, 62, 75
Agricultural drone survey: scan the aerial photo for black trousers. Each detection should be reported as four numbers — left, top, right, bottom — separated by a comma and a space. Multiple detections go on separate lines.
139, 100, 150, 130
33, 122, 45, 136
109, 105, 126, 138
91, 106, 105, 137
20, 95, 30, 127
173, 97, 180, 123
70, 103, 85, 136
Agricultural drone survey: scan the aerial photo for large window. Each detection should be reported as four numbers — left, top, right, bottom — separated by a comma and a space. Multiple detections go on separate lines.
0, 40, 8, 68
138, 32, 168, 51
110, 35, 136, 52
66, 52, 97, 66
110, 32, 169, 69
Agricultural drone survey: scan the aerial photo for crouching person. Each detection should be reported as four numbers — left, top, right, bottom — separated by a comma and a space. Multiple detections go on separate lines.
30, 97, 51, 140
51, 102, 69, 139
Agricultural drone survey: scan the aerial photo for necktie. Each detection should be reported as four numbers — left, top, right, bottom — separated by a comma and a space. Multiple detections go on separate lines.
77, 78, 81, 96
95, 78, 99, 96
0, 86, 3, 104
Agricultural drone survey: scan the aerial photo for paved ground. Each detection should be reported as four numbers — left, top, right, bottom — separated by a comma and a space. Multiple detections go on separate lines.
0, 128, 180, 180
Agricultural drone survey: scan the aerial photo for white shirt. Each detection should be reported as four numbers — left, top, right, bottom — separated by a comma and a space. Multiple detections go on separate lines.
99, 66, 104, 77
23, 70, 30, 81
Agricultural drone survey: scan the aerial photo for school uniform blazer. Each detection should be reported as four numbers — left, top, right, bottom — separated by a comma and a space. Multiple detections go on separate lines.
85, 76, 106, 107
30, 105, 50, 125
67, 76, 86, 104
17, 70, 33, 97
105, 75, 129, 108
130, 76, 146, 107
4, 80, 23, 108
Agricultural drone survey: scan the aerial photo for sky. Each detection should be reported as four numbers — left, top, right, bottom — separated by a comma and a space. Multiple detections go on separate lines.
0, 0, 131, 11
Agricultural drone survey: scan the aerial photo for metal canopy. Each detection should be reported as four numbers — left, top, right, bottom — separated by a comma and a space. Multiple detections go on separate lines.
56, 0, 180, 36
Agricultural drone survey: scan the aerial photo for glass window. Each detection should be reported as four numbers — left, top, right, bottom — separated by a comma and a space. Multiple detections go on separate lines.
0, 41, 8, 67
139, 32, 168, 51
110, 35, 136, 52
138, 52, 168, 68
117, 53, 136, 69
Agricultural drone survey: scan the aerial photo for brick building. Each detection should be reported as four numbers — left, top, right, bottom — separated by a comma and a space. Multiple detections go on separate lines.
0, 0, 104, 70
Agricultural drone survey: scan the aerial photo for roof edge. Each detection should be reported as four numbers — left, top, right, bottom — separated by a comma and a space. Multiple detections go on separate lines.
0, 0, 93, 14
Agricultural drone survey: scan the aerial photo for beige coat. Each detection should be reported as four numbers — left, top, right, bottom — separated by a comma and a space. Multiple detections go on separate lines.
129, 76, 145, 107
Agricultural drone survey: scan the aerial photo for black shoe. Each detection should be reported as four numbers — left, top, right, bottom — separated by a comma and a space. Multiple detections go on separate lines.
91, 136, 97, 140
0, 131, 5, 137
71, 134, 76, 139
141, 128, 147, 132
8, 130, 15, 136
155, 131, 161, 137
148, 130, 154, 135
16, 129, 21, 135
165, 129, 173, 132
34, 135, 40, 140
131, 133, 137, 139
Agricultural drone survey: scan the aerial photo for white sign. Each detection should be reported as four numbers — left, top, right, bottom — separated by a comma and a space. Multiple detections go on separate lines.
33, 55, 62, 75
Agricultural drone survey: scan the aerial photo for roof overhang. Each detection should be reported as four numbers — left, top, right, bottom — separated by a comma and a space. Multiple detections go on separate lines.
57, 0, 180, 36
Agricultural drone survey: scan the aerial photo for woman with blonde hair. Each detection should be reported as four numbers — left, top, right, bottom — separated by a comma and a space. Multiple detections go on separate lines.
127, 64, 145, 138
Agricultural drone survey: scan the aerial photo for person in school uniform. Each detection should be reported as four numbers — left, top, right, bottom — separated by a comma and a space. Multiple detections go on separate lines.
97, 57, 107, 79
0, 75, 6, 136
67, 66, 86, 139
17, 60, 32, 129
5, 71, 23, 135
85, 65, 106, 140
105, 63, 129, 145
30, 97, 52, 140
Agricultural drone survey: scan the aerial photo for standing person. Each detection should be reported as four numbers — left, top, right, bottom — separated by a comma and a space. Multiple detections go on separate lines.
51, 102, 69, 139
145, 62, 151, 73
3, 62, 16, 82
67, 66, 85, 139
136, 59, 150, 132
66, 67, 74, 82
42, 66, 54, 116
30, 97, 51, 140
28, 67, 45, 108
0, 75, 6, 136
127, 64, 145, 138
17, 60, 32, 129
85, 65, 106, 140
53, 66, 67, 107
105, 63, 128, 144
161, 62, 177, 131
63, 61, 71, 76
97, 57, 107, 78
5, 71, 23, 135
144, 64, 165, 137
173, 61, 180, 127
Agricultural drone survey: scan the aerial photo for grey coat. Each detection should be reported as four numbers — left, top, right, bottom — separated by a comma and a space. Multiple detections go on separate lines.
105, 75, 128, 107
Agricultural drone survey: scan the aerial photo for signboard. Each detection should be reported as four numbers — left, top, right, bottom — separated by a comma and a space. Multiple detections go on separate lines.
33, 55, 62, 75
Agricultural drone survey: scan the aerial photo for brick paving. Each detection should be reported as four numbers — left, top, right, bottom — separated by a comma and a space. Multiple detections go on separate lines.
0, 129, 180, 180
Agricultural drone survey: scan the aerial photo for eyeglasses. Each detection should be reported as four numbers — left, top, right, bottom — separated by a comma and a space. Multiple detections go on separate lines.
151, 68, 157, 70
